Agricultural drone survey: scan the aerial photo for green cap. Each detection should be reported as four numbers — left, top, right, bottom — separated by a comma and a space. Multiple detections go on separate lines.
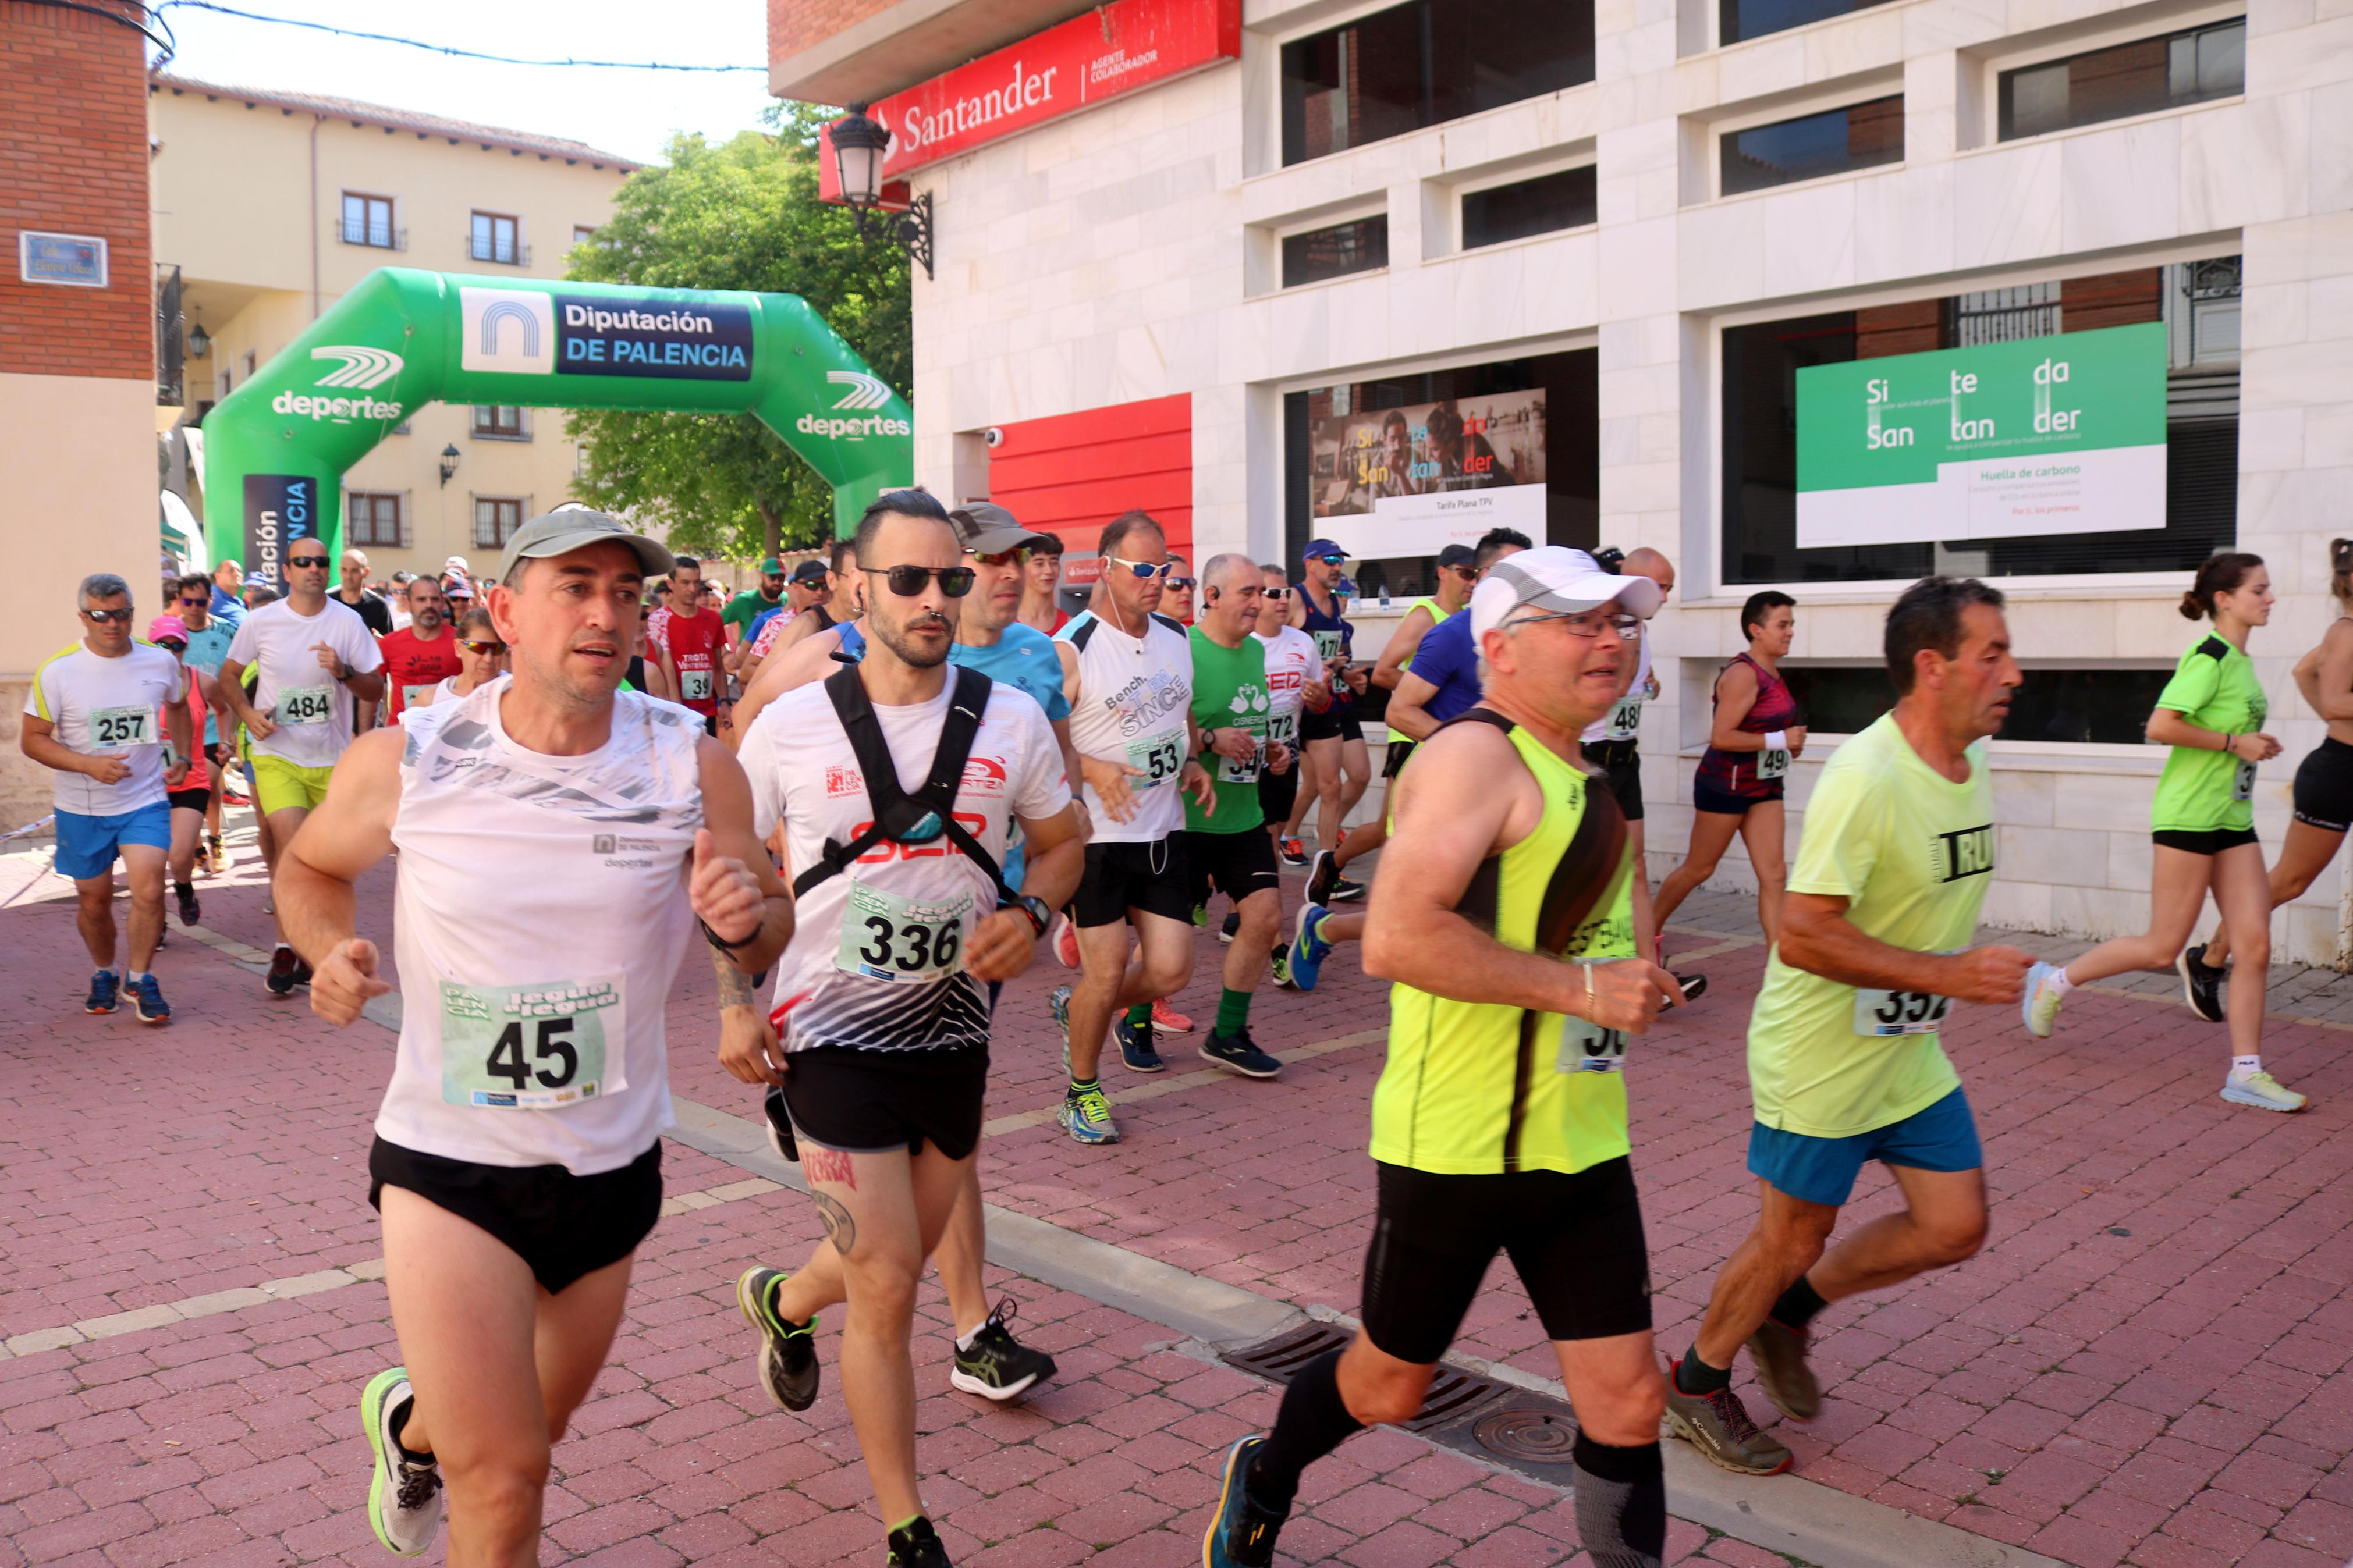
758, 557, 785, 575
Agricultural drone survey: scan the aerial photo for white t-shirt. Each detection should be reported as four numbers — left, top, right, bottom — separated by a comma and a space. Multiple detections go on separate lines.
1582, 620, 1655, 746
225, 596, 384, 768
1254, 625, 1319, 753
26, 641, 186, 816
1057, 609, 1194, 844
740, 674, 1070, 1053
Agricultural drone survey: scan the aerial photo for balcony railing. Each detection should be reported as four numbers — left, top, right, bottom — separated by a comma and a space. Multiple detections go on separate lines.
467, 234, 531, 266
339, 219, 407, 250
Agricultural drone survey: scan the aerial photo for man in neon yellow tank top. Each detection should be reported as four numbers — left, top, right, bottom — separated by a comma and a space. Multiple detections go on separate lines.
1664, 578, 2032, 1479
1204, 547, 1681, 1568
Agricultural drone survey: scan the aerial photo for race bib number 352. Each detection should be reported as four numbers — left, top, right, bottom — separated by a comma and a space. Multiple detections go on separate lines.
441, 975, 624, 1108
1853, 989, 1952, 1037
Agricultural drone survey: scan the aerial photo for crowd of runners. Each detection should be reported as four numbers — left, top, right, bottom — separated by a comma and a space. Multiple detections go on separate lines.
23, 497, 2350, 1567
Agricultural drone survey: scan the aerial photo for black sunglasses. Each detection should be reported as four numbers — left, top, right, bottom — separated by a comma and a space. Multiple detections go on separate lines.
286, 554, 329, 567
1165, 577, 1197, 591
862, 565, 975, 598
82, 607, 136, 624
176, 595, 207, 607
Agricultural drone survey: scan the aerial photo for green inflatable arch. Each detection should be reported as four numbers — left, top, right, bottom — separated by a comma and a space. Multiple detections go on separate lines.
200, 268, 912, 584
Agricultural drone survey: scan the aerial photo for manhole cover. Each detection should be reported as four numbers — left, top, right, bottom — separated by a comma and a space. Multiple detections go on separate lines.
1472, 1407, 1578, 1464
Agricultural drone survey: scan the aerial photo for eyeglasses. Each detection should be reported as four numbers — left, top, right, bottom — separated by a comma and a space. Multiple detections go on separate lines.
1165, 577, 1197, 591
1509, 608, 1639, 639
969, 548, 1029, 568
82, 607, 136, 624
286, 554, 329, 568
862, 564, 976, 598
1103, 555, 1173, 579
459, 638, 506, 656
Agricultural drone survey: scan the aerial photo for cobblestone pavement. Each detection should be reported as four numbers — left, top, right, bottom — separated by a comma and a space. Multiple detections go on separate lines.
8, 819, 2353, 1567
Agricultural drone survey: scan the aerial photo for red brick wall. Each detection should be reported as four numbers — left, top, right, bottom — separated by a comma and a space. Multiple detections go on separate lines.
0, 0, 151, 379
771, 0, 904, 66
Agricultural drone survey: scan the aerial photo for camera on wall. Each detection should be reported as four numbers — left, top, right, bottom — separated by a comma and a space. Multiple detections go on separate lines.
982, 427, 1006, 448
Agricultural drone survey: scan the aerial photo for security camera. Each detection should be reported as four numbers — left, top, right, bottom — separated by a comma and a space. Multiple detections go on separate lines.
982, 427, 1006, 448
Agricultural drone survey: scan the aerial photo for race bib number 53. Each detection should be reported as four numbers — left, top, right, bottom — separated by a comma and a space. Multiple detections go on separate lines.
1126, 732, 1183, 788
441, 976, 623, 1108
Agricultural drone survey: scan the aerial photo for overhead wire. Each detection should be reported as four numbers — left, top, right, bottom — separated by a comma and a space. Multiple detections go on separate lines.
152, 1, 761, 72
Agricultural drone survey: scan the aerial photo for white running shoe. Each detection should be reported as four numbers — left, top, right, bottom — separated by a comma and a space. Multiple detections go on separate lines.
2221, 1070, 2307, 1112
361, 1368, 443, 1556
2022, 961, 2065, 1039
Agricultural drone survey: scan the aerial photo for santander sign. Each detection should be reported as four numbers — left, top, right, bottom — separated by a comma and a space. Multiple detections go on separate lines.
819, 0, 1239, 198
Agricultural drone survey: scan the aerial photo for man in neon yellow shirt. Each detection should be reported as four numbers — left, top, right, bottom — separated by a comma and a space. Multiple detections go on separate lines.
1665, 577, 2033, 1478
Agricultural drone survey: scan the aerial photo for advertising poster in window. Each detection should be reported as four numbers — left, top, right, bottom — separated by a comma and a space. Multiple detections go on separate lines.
1310, 389, 1548, 559
1794, 322, 2168, 549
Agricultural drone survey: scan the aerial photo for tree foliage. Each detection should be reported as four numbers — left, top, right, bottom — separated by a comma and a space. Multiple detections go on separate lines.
564, 105, 910, 561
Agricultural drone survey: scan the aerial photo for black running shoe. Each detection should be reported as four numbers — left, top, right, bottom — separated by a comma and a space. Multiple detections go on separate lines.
294, 957, 314, 989
1676, 972, 1709, 1005
265, 944, 300, 997
949, 1297, 1057, 1402
886, 1516, 952, 1567
1200, 1028, 1282, 1079
2178, 944, 2224, 1024
1277, 837, 1307, 869
1306, 849, 1340, 906
175, 883, 201, 927
1219, 911, 1240, 945
1117, 1014, 1163, 1073
1328, 874, 1366, 902
735, 1267, 820, 1411
1205, 1436, 1286, 1567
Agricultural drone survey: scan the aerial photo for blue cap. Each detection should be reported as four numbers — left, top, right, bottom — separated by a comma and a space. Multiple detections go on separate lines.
1303, 539, 1347, 561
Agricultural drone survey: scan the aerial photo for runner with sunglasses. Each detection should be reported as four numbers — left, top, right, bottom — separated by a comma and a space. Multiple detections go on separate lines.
173, 571, 240, 872
1048, 510, 1209, 1142
217, 538, 386, 995
1284, 541, 1370, 877
411, 609, 507, 711
1254, 566, 1327, 981
725, 490, 1082, 1568
1164, 554, 1197, 624
145, 614, 225, 929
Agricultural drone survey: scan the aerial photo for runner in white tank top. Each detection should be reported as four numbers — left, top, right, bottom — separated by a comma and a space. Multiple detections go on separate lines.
274, 510, 790, 1566
1049, 511, 1212, 1146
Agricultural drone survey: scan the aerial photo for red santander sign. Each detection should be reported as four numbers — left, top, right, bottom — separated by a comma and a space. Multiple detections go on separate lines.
820, 0, 1239, 199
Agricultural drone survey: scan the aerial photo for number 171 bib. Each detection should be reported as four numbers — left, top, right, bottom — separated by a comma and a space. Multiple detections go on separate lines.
440, 975, 625, 1108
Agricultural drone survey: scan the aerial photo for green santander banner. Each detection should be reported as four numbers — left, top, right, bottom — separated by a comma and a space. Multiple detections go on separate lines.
202, 268, 912, 585
1795, 322, 2168, 550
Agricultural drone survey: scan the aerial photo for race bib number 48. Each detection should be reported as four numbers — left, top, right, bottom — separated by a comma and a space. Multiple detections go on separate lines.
279, 684, 334, 726
1604, 697, 1643, 743
441, 976, 623, 1108
836, 884, 968, 980
90, 705, 154, 750
1126, 732, 1183, 788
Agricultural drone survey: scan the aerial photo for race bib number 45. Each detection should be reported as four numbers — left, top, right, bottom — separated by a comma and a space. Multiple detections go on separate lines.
279, 684, 334, 726
441, 976, 624, 1108
90, 705, 154, 750
1853, 989, 1952, 1036
1126, 732, 1183, 789
836, 884, 968, 981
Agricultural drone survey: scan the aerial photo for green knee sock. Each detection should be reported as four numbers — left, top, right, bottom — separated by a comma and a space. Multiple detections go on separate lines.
1124, 1002, 1152, 1029
1215, 987, 1251, 1036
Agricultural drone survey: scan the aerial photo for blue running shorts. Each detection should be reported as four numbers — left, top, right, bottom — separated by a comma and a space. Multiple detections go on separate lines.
54, 801, 172, 881
1748, 1086, 1982, 1208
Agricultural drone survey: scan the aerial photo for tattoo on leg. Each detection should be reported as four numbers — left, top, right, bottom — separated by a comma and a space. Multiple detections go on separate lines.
812, 1190, 857, 1256
803, 1146, 856, 1189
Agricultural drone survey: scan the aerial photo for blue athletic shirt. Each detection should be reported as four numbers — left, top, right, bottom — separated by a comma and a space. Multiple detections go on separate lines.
1403, 611, 1482, 726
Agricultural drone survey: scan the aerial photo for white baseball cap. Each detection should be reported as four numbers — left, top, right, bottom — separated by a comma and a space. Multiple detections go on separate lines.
1469, 547, 1663, 641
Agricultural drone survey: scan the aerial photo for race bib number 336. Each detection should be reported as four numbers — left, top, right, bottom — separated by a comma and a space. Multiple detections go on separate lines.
441, 975, 624, 1108
836, 884, 968, 980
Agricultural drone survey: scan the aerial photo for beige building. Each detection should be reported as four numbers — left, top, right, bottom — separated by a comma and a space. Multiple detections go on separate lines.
150, 74, 637, 582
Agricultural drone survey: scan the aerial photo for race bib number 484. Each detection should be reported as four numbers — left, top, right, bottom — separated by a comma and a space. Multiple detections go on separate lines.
279, 685, 334, 726
441, 976, 623, 1108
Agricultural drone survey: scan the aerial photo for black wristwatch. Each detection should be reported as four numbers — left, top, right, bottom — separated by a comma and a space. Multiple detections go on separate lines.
1002, 893, 1051, 937
700, 916, 758, 952
1202, 726, 1221, 754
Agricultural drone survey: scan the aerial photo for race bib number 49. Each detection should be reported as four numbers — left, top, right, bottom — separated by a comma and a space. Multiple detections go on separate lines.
279, 684, 334, 726
836, 884, 968, 980
1126, 732, 1183, 788
1853, 989, 1952, 1036
90, 705, 154, 750
441, 976, 623, 1108
1757, 747, 1790, 781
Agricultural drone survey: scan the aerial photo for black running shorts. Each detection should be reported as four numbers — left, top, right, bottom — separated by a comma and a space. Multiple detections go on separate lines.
1258, 759, 1298, 827
1300, 706, 1365, 745
1580, 742, 1644, 823
1184, 827, 1281, 908
167, 785, 214, 815
1361, 1158, 1652, 1364
2294, 737, 2353, 833
1071, 835, 1194, 929
369, 1137, 662, 1295
1382, 738, 1416, 780
2152, 827, 2262, 855
780, 1043, 989, 1161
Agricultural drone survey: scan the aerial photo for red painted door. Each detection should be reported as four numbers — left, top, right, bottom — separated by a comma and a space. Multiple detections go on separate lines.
982, 394, 1192, 584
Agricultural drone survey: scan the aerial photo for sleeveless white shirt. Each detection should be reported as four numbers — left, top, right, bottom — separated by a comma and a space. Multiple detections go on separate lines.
1056, 609, 1193, 844
373, 678, 702, 1174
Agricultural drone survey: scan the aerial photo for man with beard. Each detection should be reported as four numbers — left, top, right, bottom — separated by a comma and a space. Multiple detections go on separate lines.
377, 577, 465, 724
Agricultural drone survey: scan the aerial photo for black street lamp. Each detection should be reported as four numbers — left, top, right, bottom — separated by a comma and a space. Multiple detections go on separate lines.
831, 103, 934, 280
439, 443, 461, 488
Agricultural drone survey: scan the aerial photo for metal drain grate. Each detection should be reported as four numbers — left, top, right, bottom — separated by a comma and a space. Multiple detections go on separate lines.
1220, 1322, 1586, 1485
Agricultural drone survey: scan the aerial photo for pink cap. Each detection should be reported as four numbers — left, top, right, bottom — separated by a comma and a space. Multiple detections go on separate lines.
146, 614, 189, 643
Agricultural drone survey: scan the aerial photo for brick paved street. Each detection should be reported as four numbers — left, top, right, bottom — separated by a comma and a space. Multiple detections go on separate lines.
7, 819, 2353, 1566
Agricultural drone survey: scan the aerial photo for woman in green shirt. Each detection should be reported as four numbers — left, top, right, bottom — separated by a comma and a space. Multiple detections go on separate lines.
2021, 553, 2302, 1112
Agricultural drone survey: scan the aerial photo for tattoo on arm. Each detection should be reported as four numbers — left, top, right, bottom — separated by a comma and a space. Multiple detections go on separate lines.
811, 1189, 857, 1256
711, 944, 757, 1007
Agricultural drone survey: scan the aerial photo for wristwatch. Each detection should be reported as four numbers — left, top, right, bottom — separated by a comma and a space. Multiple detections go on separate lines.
1003, 893, 1052, 937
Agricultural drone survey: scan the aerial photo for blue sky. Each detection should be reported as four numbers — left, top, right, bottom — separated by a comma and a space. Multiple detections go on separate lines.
152, 1, 780, 166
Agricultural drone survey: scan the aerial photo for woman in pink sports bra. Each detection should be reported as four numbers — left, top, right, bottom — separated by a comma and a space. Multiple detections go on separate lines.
1653, 591, 1804, 947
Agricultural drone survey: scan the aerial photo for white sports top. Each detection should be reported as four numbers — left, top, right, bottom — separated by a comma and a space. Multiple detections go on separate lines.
374, 678, 702, 1174
1056, 608, 1193, 844
1582, 620, 1655, 746
1253, 625, 1319, 752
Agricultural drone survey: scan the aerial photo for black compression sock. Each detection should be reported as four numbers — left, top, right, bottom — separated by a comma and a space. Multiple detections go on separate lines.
388, 1393, 434, 1463
173, 880, 193, 898
1770, 1273, 1829, 1332
1571, 1431, 1665, 1568
1245, 1348, 1359, 1514
1673, 1350, 1731, 1397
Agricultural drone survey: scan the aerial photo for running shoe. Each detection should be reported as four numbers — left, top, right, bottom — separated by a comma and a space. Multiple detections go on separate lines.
205, 835, 228, 874
1117, 1013, 1164, 1073
1151, 997, 1194, 1034
1676, 973, 1709, 1004
1219, 911, 1240, 945
360, 1368, 443, 1556
130, 974, 170, 1026
175, 884, 201, 927
266, 944, 300, 997
2221, 1069, 2307, 1112
2178, 944, 2225, 1024
84, 969, 119, 1015
1269, 943, 1294, 990
1289, 904, 1333, 993
1664, 1371, 1793, 1476
1058, 1082, 1119, 1144
1747, 1318, 1820, 1421
1328, 874, 1367, 903
1191, 903, 1209, 929
1204, 1435, 1286, 1567
949, 1297, 1057, 1402
2022, 960, 2064, 1039
736, 1266, 821, 1411
1053, 915, 1078, 969
294, 956, 314, 989
1307, 849, 1341, 907
1201, 1029, 1282, 1079
1277, 837, 1307, 869
886, 1516, 952, 1568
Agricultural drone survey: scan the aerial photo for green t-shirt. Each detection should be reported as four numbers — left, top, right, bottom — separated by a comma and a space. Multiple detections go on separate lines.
1746, 714, 1991, 1139
1186, 627, 1272, 834
723, 590, 779, 634
2150, 634, 2265, 833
